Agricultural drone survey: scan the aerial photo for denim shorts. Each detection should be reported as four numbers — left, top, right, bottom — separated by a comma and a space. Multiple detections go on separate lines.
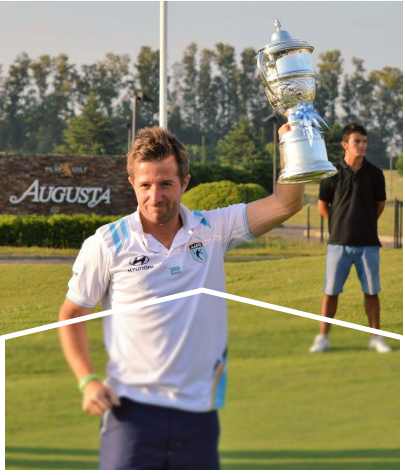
324, 245, 381, 296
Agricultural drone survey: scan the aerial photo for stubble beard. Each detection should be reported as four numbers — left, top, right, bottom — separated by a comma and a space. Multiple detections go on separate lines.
146, 201, 181, 226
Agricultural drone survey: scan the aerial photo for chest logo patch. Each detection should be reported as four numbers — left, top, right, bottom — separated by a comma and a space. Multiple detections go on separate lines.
189, 242, 207, 263
129, 255, 150, 266
128, 255, 154, 273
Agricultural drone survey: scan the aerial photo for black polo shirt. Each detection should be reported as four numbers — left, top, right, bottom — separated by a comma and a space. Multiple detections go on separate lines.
319, 158, 386, 246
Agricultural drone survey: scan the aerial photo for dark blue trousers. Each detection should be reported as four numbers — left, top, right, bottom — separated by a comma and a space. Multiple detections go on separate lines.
99, 398, 220, 470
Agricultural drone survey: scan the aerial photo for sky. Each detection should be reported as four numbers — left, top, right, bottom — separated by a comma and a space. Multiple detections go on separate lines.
0, 1, 403, 75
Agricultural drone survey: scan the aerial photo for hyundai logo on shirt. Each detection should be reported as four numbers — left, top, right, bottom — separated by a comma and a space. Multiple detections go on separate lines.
129, 255, 150, 266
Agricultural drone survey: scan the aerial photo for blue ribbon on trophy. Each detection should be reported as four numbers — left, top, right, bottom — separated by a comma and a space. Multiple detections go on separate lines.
288, 103, 330, 146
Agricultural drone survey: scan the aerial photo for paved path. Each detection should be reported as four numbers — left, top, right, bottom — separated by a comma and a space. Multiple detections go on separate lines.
0, 256, 75, 264
0, 255, 286, 264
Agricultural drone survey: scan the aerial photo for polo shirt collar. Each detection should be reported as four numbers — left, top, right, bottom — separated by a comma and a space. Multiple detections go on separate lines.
131, 203, 203, 234
340, 157, 370, 171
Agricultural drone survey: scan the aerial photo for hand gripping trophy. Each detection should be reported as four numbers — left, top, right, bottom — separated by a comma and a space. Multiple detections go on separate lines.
257, 20, 338, 183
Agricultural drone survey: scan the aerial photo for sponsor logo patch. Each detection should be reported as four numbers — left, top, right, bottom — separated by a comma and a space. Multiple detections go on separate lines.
129, 255, 150, 266
128, 255, 154, 272
188, 242, 207, 263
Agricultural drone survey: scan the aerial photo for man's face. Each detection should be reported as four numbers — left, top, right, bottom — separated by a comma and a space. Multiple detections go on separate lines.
342, 132, 368, 159
129, 155, 190, 226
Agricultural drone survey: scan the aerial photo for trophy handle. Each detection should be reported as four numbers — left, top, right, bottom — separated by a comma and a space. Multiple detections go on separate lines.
257, 51, 277, 109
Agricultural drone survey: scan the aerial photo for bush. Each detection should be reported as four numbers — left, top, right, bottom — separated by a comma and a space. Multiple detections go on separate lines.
182, 180, 268, 211
188, 161, 273, 193
0, 214, 122, 248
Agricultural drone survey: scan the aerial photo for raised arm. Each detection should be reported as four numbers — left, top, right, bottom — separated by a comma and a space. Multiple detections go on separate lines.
246, 124, 304, 237
58, 298, 120, 416
247, 183, 304, 237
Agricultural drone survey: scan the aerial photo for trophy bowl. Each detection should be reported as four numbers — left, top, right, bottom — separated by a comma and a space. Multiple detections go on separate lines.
257, 20, 338, 184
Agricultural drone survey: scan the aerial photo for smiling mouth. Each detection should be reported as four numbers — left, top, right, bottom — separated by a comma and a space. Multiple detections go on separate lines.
150, 205, 167, 211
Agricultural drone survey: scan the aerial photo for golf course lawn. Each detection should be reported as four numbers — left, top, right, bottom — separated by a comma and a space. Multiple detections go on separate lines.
5, 302, 400, 470
0, 248, 402, 335
3, 242, 402, 469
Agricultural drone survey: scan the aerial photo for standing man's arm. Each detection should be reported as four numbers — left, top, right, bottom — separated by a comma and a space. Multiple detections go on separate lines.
246, 124, 304, 236
376, 201, 385, 219
59, 298, 120, 416
318, 200, 330, 220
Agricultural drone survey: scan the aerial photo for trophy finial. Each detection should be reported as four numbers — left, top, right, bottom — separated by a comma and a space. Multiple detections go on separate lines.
274, 19, 282, 31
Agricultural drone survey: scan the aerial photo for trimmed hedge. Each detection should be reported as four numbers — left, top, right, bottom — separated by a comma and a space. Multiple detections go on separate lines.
188, 161, 273, 193
0, 214, 122, 249
182, 180, 268, 211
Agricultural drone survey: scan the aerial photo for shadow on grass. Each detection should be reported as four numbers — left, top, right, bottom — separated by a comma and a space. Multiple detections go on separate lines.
5, 447, 399, 470
220, 448, 399, 470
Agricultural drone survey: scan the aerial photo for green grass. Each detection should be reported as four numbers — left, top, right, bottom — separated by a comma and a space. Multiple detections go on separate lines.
0, 245, 402, 335
0, 246, 78, 256
5, 304, 400, 469
225, 248, 403, 335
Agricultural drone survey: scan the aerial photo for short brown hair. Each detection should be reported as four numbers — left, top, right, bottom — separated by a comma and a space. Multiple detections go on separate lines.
127, 126, 189, 182
342, 123, 367, 143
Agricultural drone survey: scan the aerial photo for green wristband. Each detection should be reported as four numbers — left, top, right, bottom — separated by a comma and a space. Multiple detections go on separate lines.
78, 373, 100, 393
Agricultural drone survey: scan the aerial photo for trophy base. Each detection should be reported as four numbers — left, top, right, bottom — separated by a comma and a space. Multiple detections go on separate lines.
278, 131, 338, 184
278, 163, 338, 184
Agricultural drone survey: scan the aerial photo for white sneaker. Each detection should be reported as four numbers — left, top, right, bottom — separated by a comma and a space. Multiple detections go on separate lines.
368, 335, 392, 353
310, 334, 330, 353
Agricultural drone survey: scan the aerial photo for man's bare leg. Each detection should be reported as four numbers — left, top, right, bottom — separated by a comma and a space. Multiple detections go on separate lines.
320, 294, 339, 335
365, 294, 391, 352
364, 293, 380, 333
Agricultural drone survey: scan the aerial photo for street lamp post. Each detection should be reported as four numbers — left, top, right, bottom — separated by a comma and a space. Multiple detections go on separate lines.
127, 123, 131, 151
160, 1, 168, 128
131, 91, 153, 147
262, 113, 279, 194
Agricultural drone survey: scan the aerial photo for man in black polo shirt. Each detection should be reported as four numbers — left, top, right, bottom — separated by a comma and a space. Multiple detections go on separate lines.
310, 123, 392, 353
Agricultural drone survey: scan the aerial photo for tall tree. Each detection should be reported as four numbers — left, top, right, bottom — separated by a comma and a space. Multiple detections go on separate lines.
369, 67, 403, 155
180, 43, 199, 141
26, 54, 53, 152
56, 92, 119, 155
314, 50, 343, 125
167, 62, 184, 138
80, 53, 131, 117
2, 53, 31, 150
340, 57, 374, 127
217, 117, 265, 167
133, 46, 159, 128
197, 48, 218, 144
213, 43, 240, 135
239, 47, 270, 132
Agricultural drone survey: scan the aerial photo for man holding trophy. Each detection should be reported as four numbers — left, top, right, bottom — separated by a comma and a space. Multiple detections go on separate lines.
58, 21, 336, 470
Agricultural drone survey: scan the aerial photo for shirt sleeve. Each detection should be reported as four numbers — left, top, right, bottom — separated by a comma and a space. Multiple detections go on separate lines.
373, 170, 387, 202
205, 203, 256, 253
319, 176, 335, 203
66, 233, 111, 308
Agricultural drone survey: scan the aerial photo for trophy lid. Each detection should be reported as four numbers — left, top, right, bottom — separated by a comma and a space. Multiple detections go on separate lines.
257, 20, 314, 55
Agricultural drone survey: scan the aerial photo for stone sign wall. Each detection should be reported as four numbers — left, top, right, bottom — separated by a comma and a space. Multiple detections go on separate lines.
0, 154, 137, 216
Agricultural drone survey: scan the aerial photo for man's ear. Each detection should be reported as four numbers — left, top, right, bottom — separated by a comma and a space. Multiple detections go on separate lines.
182, 174, 191, 194
341, 141, 348, 151
128, 176, 134, 188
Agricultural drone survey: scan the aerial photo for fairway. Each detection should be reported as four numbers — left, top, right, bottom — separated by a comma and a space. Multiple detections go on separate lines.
5, 301, 400, 470
0, 247, 402, 336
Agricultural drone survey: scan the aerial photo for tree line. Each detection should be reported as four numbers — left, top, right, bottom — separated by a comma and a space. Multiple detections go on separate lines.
0, 45, 402, 169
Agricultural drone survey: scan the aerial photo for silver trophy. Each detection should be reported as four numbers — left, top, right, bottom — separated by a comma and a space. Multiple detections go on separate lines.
257, 20, 338, 184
